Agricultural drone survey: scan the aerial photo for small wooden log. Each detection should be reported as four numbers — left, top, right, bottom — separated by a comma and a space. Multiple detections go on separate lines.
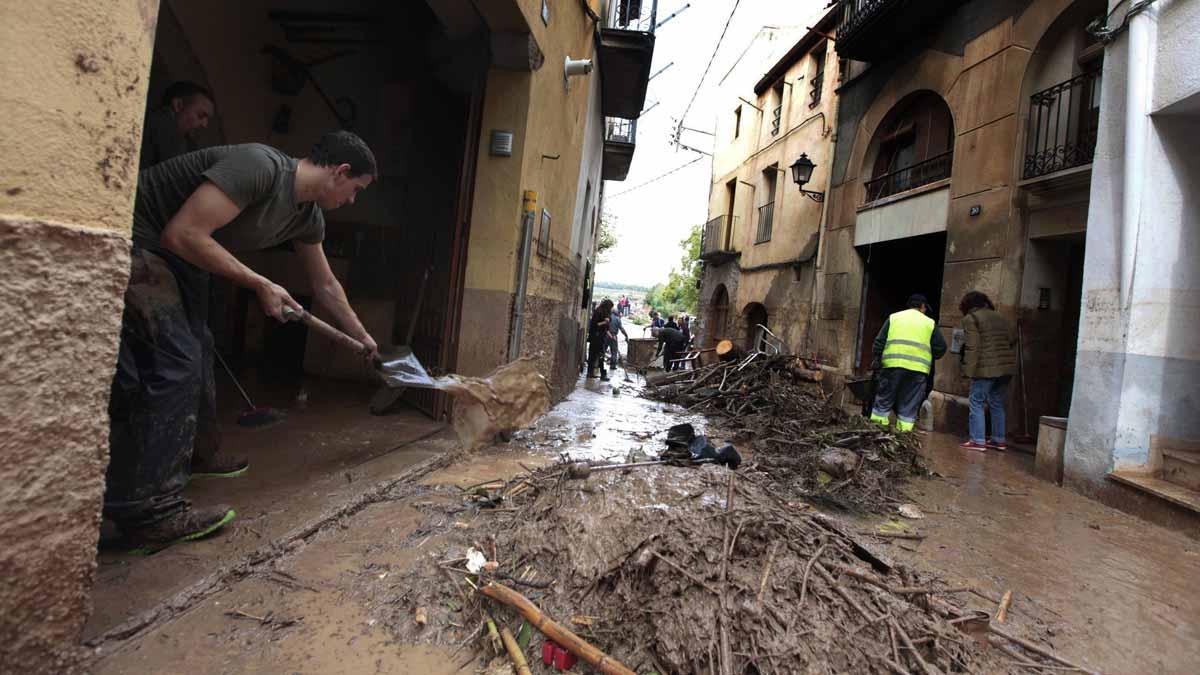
716, 340, 743, 362
481, 582, 636, 675
995, 589, 1013, 624
500, 626, 533, 675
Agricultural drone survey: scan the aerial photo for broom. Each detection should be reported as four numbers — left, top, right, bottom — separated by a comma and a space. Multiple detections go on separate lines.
213, 350, 287, 428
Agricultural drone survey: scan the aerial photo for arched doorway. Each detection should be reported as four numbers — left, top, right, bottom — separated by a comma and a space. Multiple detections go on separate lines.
742, 302, 769, 352
707, 284, 730, 348
862, 91, 955, 203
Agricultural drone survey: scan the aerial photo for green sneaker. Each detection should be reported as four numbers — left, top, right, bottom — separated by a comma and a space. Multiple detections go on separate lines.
128, 505, 237, 554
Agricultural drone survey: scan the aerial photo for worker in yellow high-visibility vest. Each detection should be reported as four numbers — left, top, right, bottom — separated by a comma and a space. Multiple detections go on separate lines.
869, 294, 948, 432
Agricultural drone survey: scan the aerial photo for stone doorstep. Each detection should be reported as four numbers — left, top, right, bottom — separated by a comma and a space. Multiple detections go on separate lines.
1107, 470, 1200, 515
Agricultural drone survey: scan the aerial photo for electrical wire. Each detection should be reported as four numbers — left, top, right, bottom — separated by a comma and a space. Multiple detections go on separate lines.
676, 0, 743, 130
606, 155, 707, 199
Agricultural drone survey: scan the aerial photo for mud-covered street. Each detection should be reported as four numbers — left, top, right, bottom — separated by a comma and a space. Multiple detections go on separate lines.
89, 371, 1200, 674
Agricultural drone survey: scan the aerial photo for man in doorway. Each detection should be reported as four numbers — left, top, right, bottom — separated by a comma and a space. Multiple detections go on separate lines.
869, 294, 947, 432
106, 131, 380, 551
140, 81, 217, 170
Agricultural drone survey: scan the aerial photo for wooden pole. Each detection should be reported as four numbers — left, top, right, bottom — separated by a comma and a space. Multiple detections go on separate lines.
500, 626, 533, 675
481, 582, 636, 675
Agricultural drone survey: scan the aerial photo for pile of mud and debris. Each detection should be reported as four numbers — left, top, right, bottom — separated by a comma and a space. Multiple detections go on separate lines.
640, 354, 924, 512
370, 462, 1090, 675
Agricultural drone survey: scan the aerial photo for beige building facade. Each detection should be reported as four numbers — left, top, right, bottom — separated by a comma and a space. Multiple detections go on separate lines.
699, 9, 840, 355
0, 0, 653, 669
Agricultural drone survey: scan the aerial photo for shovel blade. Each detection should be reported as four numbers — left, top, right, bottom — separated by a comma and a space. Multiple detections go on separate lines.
377, 347, 438, 389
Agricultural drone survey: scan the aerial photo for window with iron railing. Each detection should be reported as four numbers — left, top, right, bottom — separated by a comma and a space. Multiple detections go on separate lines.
756, 202, 775, 244
702, 215, 739, 255
1023, 69, 1102, 180
810, 48, 826, 107
863, 151, 953, 203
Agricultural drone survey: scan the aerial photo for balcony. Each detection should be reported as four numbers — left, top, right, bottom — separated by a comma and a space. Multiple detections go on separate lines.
863, 150, 953, 204
836, 0, 964, 62
1023, 70, 1102, 181
603, 117, 637, 181
701, 215, 740, 265
756, 202, 775, 243
599, 0, 657, 118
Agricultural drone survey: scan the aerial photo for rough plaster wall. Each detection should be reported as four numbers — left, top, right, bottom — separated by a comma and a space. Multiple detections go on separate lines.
0, 0, 157, 230
0, 220, 131, 672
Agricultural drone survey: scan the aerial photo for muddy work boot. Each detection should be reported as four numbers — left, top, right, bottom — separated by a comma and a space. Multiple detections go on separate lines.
127, 504, 237, 554
192, 449, 249, 478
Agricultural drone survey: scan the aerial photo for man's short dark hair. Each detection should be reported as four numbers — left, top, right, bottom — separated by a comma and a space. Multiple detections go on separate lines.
959, 291, 995, 315
161, 81, 213, 108
906, 293, 929, 309
310, 130, 378, 179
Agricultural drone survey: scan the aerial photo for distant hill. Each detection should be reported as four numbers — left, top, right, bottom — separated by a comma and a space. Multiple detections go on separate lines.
595, 281, 651, 293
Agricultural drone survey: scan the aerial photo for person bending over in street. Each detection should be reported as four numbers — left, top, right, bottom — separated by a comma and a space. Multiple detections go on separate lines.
587, 300, 614, 381
957, 291, 1017, 451
653, 325, 688, 372
608, 306, 629, 369
140, 81, 216, 170
106, 131, 380, 551
869, 294, 947, 432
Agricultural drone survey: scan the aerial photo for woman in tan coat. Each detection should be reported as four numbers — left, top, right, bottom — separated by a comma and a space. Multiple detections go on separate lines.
958, 291, 1017, 451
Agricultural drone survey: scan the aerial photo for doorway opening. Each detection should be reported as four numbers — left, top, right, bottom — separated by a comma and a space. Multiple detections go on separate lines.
90, 0, 487, 641
743, 302, 770, 351
707, 284, 730, 348
855, 232, 947, 374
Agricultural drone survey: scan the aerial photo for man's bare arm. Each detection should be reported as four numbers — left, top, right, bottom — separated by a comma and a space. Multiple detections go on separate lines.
294, 240, 378, 359
159, 182, 302, 321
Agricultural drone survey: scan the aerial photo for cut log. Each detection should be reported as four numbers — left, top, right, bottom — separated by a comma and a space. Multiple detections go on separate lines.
715, 340, 743, 362
789, 365, 825, 382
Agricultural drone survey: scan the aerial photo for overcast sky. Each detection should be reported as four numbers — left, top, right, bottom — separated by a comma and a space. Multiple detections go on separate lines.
595, 0, 829, 288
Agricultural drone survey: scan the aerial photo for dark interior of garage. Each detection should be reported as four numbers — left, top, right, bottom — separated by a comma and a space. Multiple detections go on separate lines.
855, 232, 947, 373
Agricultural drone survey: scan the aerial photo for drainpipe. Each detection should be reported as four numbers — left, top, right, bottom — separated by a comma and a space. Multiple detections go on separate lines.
508, 191, 537, 361
1120, 5, 1156, 311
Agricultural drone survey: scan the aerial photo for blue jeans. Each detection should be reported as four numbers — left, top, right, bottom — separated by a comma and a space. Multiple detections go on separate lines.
969, 376, 1010, 444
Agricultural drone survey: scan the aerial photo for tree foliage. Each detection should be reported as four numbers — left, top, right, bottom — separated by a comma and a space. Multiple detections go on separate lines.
644, 225, 701, 318
597, 211, 617, 261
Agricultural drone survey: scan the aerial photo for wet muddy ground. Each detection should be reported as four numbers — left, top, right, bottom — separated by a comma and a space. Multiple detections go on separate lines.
90, 370, 1200, 673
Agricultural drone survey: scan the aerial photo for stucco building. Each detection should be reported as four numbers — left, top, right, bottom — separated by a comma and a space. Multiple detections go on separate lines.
0, 0, 653, 669
699, 9, 840, 354
700, 0, 1199, 526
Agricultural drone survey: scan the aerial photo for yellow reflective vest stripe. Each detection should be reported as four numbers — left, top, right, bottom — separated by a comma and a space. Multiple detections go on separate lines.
882, 309, 935, 374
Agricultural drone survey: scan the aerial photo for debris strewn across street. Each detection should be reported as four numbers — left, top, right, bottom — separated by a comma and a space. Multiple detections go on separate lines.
382, 460, 1091, 674
642, 353, 925, 512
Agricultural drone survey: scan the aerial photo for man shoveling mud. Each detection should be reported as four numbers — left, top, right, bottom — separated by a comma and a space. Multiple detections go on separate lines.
105, 131, 379, 551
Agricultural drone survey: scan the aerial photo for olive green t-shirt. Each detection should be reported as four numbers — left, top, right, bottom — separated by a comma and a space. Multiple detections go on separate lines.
132, 143, 325, 252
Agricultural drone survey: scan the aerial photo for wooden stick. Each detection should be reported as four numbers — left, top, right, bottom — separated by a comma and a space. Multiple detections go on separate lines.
756, 541, 779, 608
814, 562, 879, 623
650, 551, 721, 595
718, 473, 736, 675
863, 531, 926, 541
500, 626, 533, 675
891, 586, 972, 595
989, 625, 1097, 674
480, 582, 636, 675
798, 542, 828, 607
995, 589, 1013, 624
889, 617, 942, 675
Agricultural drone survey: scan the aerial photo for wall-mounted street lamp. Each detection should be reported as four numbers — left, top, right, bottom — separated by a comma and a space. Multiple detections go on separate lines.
789, 154, 825, 203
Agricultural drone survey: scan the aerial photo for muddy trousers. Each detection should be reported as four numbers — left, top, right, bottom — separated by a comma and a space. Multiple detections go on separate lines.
587, 337, 607, 377
104, 246, 219, 528
870, 367, 927, 432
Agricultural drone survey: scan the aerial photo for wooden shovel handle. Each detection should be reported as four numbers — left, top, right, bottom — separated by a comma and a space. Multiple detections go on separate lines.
285, 308, 369, 357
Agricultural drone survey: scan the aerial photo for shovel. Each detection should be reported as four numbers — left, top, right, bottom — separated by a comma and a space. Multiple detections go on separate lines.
282, 307, 438, 389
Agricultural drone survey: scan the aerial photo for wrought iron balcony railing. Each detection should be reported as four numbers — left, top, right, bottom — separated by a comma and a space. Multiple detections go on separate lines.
605, 117, 637, 144
839, 0, 896, 38
609, 0, 658, 33
702, 215, 738, 256
863, 150, 953, 203
756, 202, 775, 244
1023, 70, 1102, 180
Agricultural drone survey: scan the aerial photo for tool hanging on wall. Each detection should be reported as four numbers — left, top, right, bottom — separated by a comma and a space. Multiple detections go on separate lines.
262, 45, 358, 129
